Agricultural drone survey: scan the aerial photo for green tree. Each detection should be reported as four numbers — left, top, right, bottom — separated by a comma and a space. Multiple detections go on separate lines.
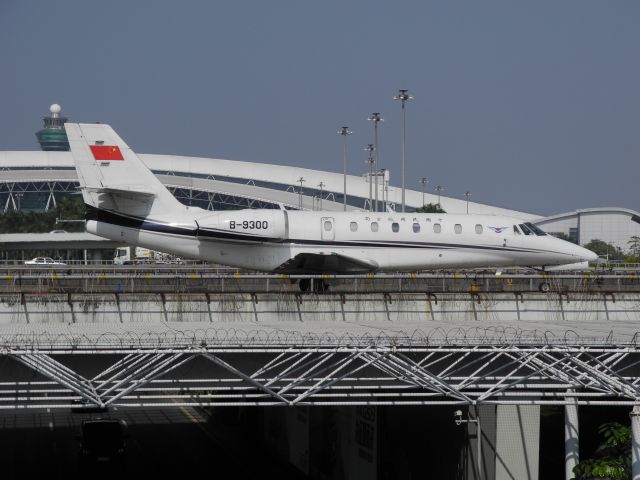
628, 236, 640, 257
415, 202, 446, 214
56, 196, 86, 229
0, 196, 85, 233
572, 422, 631, 480
583, 239, 625, 261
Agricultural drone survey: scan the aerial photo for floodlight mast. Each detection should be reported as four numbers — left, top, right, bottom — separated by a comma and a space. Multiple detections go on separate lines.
364, 144, 375, 212
419, 177, 429, 208
367, 113, 383, 212
297, 177, 305, 209
436, 185, 444, 206
318, 181, 325, 210
393, 89, 414, 213
338, 127, 352, 211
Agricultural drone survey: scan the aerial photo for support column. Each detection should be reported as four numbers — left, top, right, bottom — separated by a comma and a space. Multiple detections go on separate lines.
631, 405, 640, 480
564, 397, 579, 480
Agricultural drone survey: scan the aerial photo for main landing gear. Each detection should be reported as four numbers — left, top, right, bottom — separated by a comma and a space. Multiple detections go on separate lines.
298, 278, 329, 293
538, 281, 551, 293
527, 266, 553, 293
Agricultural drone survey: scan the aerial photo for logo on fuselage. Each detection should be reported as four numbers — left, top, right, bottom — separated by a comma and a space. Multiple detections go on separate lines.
487, 226, 509, 234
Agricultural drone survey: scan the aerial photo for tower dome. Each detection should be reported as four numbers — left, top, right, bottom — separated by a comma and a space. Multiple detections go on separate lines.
35, 103, 70, 151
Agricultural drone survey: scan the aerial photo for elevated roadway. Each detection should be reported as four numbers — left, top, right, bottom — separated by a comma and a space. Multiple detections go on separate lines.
0, 269, 639, 411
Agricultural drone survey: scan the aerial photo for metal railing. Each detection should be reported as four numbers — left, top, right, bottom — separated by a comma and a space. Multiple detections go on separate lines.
0, 270, 637, 294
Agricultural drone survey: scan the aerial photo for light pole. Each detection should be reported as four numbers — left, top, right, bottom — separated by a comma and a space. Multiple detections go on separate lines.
454, 409, 482, 480
419, 177, 429, 208
393, 89, 414, 213
381, 169, 388, 211
435, 185, 444, 206
465, 191, 471, 214
338, 127, 352, 212
367, 113, 383, 212
318, 181, 325, 210
364, 144, 375, 212
297, 177, 305, 210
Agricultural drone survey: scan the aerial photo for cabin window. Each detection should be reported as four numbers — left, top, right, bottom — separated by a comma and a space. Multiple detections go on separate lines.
350, 222, 358, 232
513, 225, 522, 235
392, 222, 400, 233
433, 223, 441, 234
412, 223, 420, 233
324, 221, 333, 231
371, 222, 379, 232
475, 224, 483, 234
454, 224, 462, 234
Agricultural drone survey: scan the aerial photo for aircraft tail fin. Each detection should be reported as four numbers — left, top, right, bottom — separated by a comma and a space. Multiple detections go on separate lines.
65, 123, 186, 219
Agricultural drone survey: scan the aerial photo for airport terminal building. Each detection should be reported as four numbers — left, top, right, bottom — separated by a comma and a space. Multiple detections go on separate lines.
1, 105, 638, 251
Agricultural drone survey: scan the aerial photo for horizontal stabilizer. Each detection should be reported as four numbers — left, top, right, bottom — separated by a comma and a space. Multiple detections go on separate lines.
275, 252, 378, 275
83, 186, 156, 197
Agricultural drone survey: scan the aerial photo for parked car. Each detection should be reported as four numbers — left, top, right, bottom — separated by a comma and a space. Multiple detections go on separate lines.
23, 257, 66, 266
78, 419, 127, 469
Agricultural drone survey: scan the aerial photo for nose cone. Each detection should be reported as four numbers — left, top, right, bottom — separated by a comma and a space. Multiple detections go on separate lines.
553, 237, 598, 262
568, 243, 598, 262
580, 246, 598, 262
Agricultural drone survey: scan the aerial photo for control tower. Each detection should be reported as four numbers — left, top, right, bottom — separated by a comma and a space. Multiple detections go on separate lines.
35, 103, 70, 151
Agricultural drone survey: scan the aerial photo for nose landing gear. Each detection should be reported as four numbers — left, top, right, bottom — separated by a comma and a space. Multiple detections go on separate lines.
298, 278, 329, 293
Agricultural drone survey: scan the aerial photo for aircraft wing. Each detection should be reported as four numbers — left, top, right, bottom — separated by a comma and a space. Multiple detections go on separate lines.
274, 252, 378, 275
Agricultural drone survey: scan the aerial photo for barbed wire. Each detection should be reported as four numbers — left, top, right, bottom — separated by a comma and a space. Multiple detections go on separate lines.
0, 325, 637, 351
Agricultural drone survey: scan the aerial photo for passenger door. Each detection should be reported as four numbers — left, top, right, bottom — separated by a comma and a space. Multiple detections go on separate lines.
321, 217, 335, 241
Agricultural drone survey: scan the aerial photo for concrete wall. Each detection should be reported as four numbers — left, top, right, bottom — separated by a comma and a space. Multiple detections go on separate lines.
265, 406, 378, 480
263, 407, 310, 475
2, 292, 640, 326
465, 405, 540, 480
495, 405, 540, 480
261, 405, 541, 480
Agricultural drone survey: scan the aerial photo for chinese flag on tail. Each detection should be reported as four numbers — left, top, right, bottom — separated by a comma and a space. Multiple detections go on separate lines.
90, 145, 124, 161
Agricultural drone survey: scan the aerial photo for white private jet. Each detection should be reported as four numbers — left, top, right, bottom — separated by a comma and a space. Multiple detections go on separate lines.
66, 123, 597, 292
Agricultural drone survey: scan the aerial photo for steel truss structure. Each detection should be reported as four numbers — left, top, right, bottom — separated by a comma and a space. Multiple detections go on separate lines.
3, 340, 640, 410
168, 186, 280, 211
0, 181, 78, 212
0, 178, 283, 213
0, 172, 373, 213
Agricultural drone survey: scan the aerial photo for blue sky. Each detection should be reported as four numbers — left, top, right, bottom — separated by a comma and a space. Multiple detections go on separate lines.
1, 1, 638, 215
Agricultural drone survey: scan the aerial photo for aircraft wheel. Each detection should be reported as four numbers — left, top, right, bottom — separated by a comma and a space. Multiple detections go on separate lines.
538, 282, 551, 293
299, 279, 310, 292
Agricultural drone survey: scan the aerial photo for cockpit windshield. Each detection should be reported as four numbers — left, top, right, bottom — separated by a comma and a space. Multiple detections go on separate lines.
519, 223, 533, 235
514, 223, 547, 236
525, 222, 547, 236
